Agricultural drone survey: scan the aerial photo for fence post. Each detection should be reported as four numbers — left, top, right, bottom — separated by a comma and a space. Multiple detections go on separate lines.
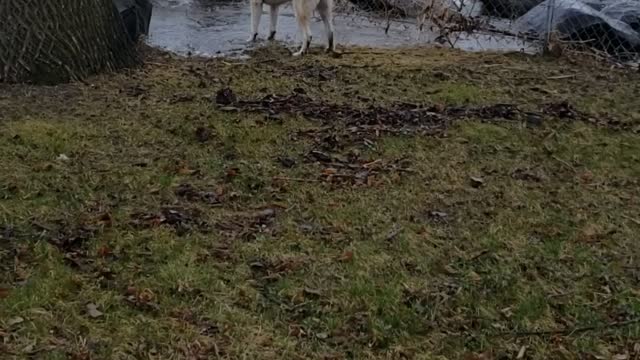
543, 0, 556, 54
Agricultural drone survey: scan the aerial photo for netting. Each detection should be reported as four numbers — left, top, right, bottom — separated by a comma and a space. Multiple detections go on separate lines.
392, 0, 640, 61
0, 0, 140, 84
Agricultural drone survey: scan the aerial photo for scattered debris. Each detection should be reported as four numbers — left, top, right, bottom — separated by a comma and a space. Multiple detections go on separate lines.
248, 256, 307, 282
169, 93, 195, 104
215, 88, 236, 105
429, 210, 450, 221
130, 206, 210, 235
470, 176, 485, 188
512, 168, 545, 182
86, 303, 104, 318
337, 250, 354, 263
277, 156, 297, 168
125, 287, 160, 312
195, 126, 213, 143
174, 183, 221, 205
385, 224, 403, 242
544, 101, 579, 119
7, 316, 24, 326
56, 154, 70, 162
216, 207, 279, 241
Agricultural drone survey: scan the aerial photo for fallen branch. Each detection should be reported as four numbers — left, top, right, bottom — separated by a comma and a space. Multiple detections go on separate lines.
273, 176, 320, 183
496, 318, 640, 337
621, 214, 640, 226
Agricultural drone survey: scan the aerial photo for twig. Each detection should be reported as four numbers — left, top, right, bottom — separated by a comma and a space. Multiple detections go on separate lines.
496, 318, 640, 337
551, 155, 577, 173
621, 214, 640, 225
384, 224, 403, 242
272, 176, 319, 183
547, 74, 577, 80
340, 64, 384, 69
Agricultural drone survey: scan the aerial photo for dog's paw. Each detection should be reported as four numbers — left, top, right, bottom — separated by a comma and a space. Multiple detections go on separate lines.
268, 31, 276, 41
246, 33, 258, 43
292, 50, 305, 57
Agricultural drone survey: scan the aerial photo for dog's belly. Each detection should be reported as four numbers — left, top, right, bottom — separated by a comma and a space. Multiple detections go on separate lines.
261, 0, 292, 6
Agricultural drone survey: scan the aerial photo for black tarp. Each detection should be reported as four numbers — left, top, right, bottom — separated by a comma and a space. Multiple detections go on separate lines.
515, 0, 640, 54
114, 0, 153, 41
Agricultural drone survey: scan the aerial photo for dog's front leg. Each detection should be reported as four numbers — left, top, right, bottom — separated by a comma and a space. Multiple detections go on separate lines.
248, 0, 263, 42
318, 0, 335, 53
268, 5, 279, 40
292, 1, 312, 56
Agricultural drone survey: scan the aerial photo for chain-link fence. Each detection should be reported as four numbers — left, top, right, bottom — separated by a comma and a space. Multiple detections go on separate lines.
144, 0, 639, 66
394, 0, 640, 63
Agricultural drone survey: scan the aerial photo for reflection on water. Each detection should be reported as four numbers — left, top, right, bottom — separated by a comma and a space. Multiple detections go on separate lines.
147, 0, 540, 57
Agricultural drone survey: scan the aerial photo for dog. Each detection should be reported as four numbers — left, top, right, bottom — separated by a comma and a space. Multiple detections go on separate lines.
248, 0, 336, 56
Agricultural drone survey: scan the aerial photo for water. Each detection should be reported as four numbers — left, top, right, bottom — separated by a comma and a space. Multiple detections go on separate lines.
147, 0, 541, 57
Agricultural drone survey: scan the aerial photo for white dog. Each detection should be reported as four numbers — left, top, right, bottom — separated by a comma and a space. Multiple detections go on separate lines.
248, 0, 336, 56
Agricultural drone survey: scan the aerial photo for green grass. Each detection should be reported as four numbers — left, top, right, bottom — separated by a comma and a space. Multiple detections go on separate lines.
1, 46, 640, 359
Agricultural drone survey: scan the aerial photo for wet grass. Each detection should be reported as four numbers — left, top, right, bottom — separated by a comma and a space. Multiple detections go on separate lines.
1, 45, 640, 359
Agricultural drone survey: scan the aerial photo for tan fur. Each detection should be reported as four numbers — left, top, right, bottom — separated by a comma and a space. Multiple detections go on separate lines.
249, 0, 336, 56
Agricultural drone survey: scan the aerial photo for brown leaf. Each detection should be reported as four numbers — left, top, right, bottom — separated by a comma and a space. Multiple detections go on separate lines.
225, 167, 239, 179
86, 303, 103, 318
322, 168, 337, 176
468, 271, 482, 282
0, 287, 9, 299
97, 246, 112, 258
137, 288, 156, 304
580, 170, 594, 183
288, 324, 306, 337
577, 223, 604, 243
178, 166, 198, 176
337, 250, 354, 263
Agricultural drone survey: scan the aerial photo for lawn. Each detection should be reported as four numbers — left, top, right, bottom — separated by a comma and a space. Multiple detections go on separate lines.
1, 45, 640, 359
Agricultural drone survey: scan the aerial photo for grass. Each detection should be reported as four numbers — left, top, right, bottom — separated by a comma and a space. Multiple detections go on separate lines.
1, 45, 640, 359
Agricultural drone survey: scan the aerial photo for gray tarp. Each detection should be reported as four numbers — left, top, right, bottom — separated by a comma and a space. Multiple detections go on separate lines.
515, 0, 640, 53
114, 0, 153, 41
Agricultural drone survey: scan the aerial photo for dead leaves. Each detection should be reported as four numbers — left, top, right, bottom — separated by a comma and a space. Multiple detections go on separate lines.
130, 206, 210, 236
215, 87, 236, 106
0, 287, 9, 299
249, 256, 308, 283
174, 183, 221, 205
309, 152, 414, 188
125, 287, 160, 312
337, 250, 354, 263
215, 207, 279, 241
177, 165, 199, 176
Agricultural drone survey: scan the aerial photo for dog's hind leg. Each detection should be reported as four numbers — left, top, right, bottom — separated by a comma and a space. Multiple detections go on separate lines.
292, 0, 312, 56
317, 0, 335, 52
248, 0, 263, 42
268, 4, 280, 40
